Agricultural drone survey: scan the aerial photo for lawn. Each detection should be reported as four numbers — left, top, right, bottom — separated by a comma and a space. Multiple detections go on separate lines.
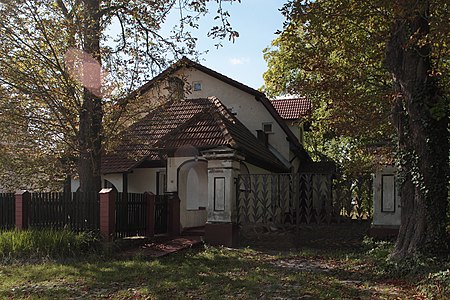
0, 227, 448, 299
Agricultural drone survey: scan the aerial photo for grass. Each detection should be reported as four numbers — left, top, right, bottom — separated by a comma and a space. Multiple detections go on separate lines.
0, 228, 101, 260
0, 227, 448, 299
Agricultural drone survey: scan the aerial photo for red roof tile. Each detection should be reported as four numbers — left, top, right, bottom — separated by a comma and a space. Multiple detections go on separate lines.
129, 57, 311, 163
270, 98, 312, 120
102, 97, 288, 174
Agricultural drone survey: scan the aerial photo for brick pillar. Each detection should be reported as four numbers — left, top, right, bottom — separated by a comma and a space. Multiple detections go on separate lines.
15, 190, 30, 230
145, 192, 155, 237
167, 192, 180, 237
99, 188, 116, 241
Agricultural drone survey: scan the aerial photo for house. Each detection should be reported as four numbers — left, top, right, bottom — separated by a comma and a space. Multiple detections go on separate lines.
72, 57, 312, 246
270, 97, 312, 145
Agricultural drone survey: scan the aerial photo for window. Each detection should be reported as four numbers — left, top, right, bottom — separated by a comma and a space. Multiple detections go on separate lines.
156, 171, 166, 195
262, 123, 273, 133
193, 81, 202, 91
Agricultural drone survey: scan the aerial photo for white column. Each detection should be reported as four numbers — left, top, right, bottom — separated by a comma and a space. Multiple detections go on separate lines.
203, 147, 243, 223
202, 147, 244, 246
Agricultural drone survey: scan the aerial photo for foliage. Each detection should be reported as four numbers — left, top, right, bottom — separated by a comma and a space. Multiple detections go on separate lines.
418, 269, 450, 300
263, 1, 397, 208
0, 0, 240, 191
0, 229, 101, 261
264, 1, 394, 141
362, 236, 449, 299
263, 0, 448, 162
264, 0, 449, 259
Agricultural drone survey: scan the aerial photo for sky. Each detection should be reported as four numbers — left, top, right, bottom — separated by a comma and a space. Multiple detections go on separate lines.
168, 1, 287, 90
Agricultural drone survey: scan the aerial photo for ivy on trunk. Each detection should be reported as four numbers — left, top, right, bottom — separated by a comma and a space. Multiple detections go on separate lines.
386, 0, 448, 259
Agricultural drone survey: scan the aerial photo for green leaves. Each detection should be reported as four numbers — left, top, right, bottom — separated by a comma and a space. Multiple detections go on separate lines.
0, 0, 242, 190
264, 1, 394, 140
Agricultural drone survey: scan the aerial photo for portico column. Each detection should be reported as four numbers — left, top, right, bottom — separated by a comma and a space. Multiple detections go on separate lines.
202, 147, 243, 247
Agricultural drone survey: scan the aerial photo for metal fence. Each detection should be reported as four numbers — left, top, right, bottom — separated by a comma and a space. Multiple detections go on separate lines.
0, 193, 15, 230
237, 173, 371, 231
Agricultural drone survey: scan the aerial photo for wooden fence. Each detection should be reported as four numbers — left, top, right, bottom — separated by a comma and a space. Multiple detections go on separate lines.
0, 193, 15, 230
155, 195, 168, 234
115, 192, 148, 238
29, 192, 100, 232
0, 191, 174, 240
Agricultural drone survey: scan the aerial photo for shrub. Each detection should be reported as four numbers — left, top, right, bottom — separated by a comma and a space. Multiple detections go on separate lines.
418, 269, 450, 299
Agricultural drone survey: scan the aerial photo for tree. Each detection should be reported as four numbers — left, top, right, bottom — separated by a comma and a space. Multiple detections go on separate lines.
385, 0, 448, 260
264, 0, 449, 259
0, 0, 240, 192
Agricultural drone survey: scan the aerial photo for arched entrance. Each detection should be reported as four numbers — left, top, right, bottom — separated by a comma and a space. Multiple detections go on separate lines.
178, 160, 208, 230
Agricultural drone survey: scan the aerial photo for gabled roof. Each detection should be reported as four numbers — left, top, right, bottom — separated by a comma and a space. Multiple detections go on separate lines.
271, 98, 312, 120
102, 97, 288, 174
130, 57, 311, 162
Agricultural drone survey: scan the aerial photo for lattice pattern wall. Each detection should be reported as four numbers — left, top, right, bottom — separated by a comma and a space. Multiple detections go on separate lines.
237, 173, 370, 228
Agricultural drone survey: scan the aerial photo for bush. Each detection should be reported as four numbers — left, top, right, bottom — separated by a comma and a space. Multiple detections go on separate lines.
418, 269, 450, 299
0, 229, 101, 260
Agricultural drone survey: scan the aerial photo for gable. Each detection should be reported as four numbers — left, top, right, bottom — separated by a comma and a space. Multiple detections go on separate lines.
102, 97, 288, 174
271, 98, 312, 120
127, 57, 311, 164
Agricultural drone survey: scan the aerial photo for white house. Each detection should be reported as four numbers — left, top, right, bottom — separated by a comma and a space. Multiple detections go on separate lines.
72, 57, 312, 245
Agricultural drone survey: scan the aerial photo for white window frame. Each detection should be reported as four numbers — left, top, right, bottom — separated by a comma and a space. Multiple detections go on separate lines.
262, 122, 273, 134
193, 81, 202, 91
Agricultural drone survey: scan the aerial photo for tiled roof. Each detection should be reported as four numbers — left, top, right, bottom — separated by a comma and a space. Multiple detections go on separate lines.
128, 57, 311, 163
270, 98, 312, 120
102, 97, 288, 174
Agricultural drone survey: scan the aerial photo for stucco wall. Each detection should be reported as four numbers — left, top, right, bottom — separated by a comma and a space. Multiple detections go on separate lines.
127, 168, 164, 194
103, 173, 123, 192
245, 162, 273, 175
169, 68, 291, 161
372, 166, 401, 227
70, 178, 80, 193
178, 160, 208, 229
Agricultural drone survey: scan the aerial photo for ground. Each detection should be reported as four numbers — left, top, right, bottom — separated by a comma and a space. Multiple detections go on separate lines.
0, 224, 447, 299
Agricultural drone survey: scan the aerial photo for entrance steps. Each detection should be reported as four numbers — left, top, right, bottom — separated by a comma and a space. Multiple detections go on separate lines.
181, 226, 205, 237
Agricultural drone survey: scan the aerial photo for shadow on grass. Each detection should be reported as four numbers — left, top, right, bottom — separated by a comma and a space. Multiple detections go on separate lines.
1, 223, 420, 299
240, 223, 371, 251
0, 245, 379, 299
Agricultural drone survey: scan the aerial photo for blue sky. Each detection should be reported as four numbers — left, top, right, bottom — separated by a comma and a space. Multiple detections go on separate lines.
176, 1, 286, 90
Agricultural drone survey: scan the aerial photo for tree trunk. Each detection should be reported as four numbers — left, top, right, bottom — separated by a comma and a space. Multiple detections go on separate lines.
386, 0, 448, 260
77, 0, 102, 192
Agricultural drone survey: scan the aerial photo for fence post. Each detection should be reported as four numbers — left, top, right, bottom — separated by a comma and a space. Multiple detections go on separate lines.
167, 192, 180, 237
99, 188, 116, 241
15, 190, 30, 230
145, 192, 155, 237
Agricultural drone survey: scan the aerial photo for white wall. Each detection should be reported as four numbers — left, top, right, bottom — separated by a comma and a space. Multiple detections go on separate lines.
246, 162, 273, 175
178, 160, 208, 229
372, 166, 401, 227
100, 168, 164, 194
70, 178, 80, 193
170, 68, 291, 162
103, 173, 123, 192
127, 168, 164, 194
167, 156, 199, 192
